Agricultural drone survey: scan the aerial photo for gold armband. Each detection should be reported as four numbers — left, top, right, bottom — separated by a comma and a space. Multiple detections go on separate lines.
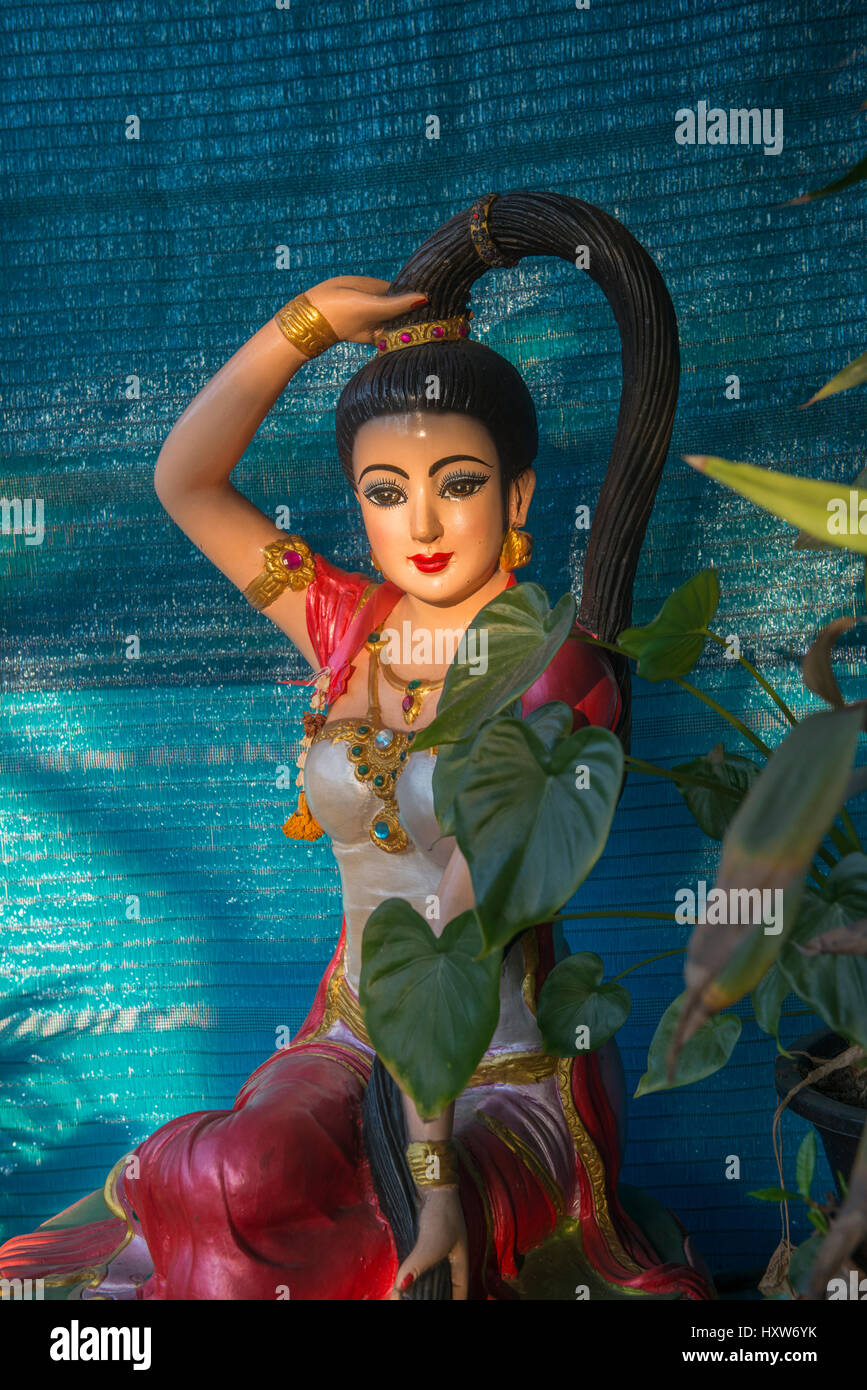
405, 1139, 459, 1189
242, 536, 315, 610
274, 293, 340, 359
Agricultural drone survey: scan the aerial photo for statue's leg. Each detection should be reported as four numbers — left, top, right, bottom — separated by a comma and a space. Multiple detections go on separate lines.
453, 1076, 572, 1298
1, 1039, 399, 1302
127, 1040, 397, 1300
453, 1059, 715, 1301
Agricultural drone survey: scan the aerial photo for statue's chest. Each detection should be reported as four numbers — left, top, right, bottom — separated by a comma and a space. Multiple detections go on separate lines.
305, 722, 451, 865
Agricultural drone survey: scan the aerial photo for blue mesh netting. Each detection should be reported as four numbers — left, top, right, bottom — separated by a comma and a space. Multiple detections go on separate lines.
2, 0, 866, 1280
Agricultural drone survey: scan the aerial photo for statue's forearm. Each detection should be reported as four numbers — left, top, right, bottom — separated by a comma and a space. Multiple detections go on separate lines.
432, 844, 474, 937
401, 1091, 455, 1144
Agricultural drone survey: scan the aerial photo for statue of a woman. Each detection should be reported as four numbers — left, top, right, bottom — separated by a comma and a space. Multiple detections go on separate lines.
0, 192, 713, 1301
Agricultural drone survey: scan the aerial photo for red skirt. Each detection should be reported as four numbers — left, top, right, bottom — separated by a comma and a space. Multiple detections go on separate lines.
0, 927, 713, 1301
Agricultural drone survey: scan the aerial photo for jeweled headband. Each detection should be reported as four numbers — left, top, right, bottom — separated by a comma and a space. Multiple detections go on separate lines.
372, 191, 517, 355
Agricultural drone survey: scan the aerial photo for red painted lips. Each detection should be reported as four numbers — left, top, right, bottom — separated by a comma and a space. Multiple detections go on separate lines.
408, 552, 453, 573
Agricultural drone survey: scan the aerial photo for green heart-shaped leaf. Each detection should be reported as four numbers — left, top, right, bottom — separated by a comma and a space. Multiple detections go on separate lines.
359, 901, 501, 1119
411, 583, 576, 751
751, 964, 791, 1039
810, 851, 867, 920
635, 992, 741, 1096
674, 745, 761, 840
617, 569, 719, 681
431, 737, 472, 838
524, 700, 576, 747
778, 857, 867, 1051
453, 720, 623, 953
537, 952, 631, 1055
430, 699, 522, 837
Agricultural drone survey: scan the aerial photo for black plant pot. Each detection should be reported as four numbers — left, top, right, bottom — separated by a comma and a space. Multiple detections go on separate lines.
774, 1028, 866, 1200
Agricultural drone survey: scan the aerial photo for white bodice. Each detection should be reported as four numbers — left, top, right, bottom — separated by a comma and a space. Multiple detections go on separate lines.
304, 723, 545, 1050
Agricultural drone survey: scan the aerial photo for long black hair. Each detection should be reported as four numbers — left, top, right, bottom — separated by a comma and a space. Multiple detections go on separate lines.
348, 190, 680, 1299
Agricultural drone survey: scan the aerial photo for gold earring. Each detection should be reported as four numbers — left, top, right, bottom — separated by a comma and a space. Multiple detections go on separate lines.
499, 524, 533, 571
370, 550, 382, 573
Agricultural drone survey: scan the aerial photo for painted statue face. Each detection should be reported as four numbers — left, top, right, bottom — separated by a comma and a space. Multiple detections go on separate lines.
351, 411, 534, 607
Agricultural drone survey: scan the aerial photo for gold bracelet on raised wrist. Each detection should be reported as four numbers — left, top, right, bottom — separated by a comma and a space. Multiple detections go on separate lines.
274, 292, 340, 359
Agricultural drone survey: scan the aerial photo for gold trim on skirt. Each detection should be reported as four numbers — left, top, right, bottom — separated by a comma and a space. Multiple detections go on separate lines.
329, 956, 559, 1088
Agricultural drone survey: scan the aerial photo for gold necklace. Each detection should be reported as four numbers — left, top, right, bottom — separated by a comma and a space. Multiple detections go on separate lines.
316, 636, 415, 853
374, 631, 445, 725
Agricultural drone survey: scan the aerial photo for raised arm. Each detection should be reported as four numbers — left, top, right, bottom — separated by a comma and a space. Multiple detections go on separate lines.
153, 277, 427, 667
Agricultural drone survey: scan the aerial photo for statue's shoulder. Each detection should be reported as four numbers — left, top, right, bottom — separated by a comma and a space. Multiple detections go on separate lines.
305, 553, 374, 669
522, 619, 622, 733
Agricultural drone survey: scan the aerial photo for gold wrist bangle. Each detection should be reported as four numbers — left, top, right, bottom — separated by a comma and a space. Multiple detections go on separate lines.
242, 536, 315, 610
274, 292, 340, 359
405, 1139, 459, 1189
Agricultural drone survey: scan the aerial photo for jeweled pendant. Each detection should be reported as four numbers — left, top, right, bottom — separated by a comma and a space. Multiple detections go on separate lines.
401, 681, 423, 724
368, 808, 409, 853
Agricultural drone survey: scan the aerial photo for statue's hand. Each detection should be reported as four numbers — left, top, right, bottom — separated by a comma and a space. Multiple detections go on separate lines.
390, 1186, 469, 1301
303, 275, 428, 346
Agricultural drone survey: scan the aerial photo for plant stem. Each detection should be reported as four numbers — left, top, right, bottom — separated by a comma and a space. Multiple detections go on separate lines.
570, 627, 852, 868
674, 678, 854, 859
568, 632, 624, 657
838, 806, 863, 853
625, 754, 740, 798
826, 820, 857, 858
674, 677, 772, 756
610, 948, 685, 982
704, 630, 798, 725
572, 631, 784, 755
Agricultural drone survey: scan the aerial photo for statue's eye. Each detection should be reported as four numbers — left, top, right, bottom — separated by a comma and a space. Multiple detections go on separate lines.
438, 471, 490, 499
362, 482, 407, 508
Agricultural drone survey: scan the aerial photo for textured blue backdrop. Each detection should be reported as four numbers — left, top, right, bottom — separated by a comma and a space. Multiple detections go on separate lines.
2, 0, 866, 1281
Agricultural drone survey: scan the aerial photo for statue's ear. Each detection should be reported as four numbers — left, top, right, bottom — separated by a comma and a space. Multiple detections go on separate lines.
509, 468, 536, 527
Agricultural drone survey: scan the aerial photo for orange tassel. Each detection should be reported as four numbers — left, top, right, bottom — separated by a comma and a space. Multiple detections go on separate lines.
282, 791, 324, 842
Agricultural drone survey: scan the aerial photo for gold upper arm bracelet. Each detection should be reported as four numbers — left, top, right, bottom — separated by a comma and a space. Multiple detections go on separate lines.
243, 536, 315, 610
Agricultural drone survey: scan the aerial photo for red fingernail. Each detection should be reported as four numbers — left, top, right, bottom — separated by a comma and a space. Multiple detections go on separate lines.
411, 297, 428, 307
400, 1273, 415, 1291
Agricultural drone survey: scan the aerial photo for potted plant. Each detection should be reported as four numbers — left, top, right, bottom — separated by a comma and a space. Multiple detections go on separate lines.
774, 1030, 867, 1198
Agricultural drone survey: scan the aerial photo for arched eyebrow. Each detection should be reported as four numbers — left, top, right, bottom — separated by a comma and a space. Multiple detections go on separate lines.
356, 454, 494, 484
428, 455, 493, 477
356, 463, 410, 482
